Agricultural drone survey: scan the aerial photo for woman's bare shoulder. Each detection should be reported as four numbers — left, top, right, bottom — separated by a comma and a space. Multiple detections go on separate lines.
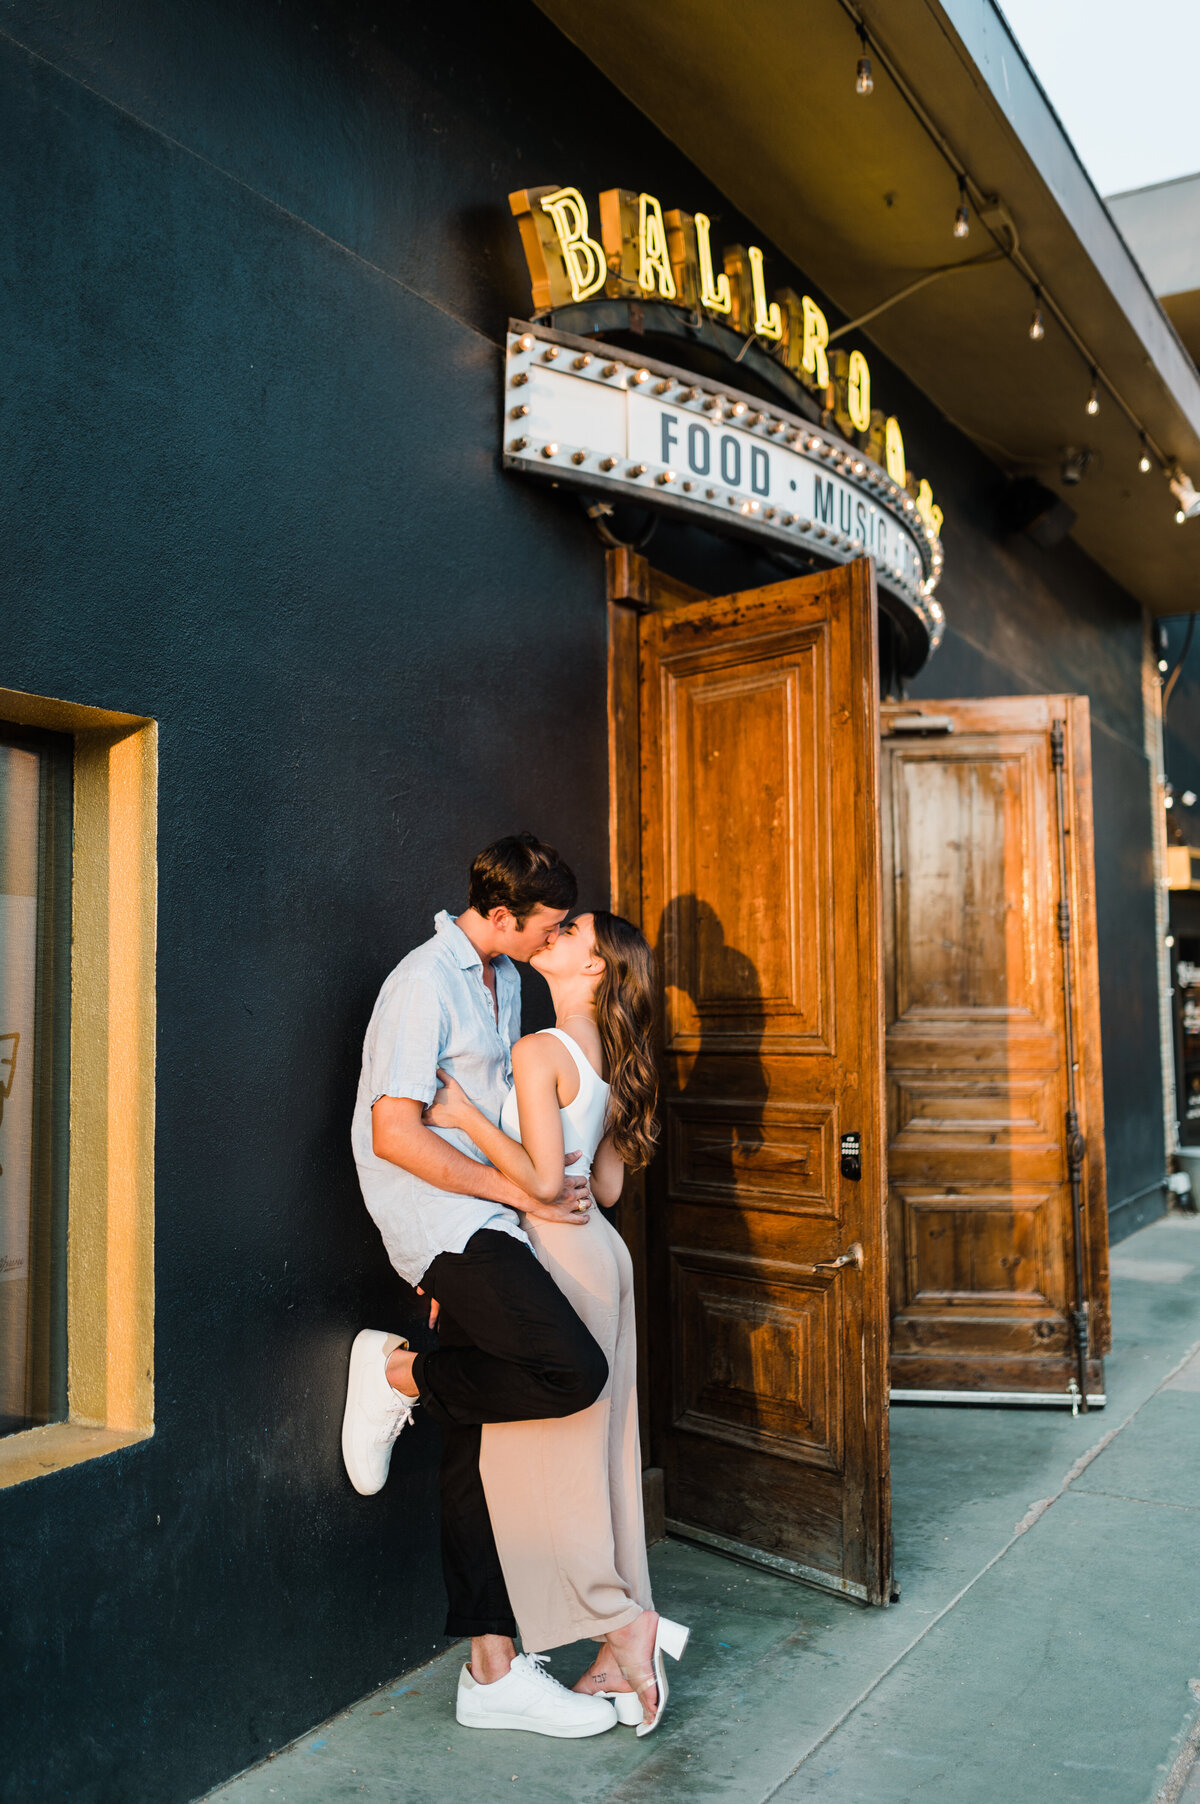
511, 1031, 564, 1071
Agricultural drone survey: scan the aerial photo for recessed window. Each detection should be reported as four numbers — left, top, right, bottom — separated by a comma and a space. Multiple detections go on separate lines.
0, 689, 156, 1489
0, 727, 71, 1438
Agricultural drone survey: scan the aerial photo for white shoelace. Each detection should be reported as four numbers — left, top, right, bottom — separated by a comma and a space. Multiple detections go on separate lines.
374, 1393, 416, 1446
516, 1653, 566, 1692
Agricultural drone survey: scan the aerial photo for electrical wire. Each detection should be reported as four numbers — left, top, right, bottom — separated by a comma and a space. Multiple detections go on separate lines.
827, 251, 1003, 343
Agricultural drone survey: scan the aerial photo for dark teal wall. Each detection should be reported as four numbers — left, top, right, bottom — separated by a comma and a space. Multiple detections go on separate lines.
0, 2, 1164, 1799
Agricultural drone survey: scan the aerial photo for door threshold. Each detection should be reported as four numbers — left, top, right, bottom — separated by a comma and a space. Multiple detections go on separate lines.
664, 1519, 872, 1602
890, 1388, 1107, 1409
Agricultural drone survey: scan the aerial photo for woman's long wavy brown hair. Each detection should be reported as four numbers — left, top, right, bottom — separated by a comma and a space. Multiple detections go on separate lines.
591, 911, 659, 1171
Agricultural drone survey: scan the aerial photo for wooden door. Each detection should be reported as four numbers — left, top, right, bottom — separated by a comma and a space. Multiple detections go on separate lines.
631, 559, 891, 1605
882, 697, 1110, 1401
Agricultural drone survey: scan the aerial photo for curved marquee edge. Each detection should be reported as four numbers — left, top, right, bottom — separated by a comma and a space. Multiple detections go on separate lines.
501, 320, 944, 674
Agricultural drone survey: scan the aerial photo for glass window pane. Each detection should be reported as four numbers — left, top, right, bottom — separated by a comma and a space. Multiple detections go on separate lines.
0, 728, 71, 1436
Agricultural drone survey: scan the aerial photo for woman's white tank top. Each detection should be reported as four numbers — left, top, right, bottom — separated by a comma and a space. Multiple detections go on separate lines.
499, 1028, 610, 1177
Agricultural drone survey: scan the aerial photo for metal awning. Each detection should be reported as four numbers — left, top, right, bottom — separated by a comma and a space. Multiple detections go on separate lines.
533, 0, 1200, 617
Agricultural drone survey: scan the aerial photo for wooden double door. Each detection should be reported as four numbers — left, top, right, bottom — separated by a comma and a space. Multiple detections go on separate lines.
882, 699, 1109, 1401
609, 554, 1109, 1606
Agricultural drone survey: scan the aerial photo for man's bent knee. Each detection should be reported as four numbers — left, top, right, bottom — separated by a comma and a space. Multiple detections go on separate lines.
576, 1335, 608, 1409
540, 1328, 608, 1416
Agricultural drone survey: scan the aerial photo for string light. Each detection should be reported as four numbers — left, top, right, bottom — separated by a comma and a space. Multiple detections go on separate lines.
855, 24, 873, 94
834, 0, 1175, 504
1028, 286, 1045, 340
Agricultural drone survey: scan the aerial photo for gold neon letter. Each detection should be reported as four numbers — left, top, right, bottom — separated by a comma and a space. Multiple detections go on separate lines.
885, 417, 906, 486
747, 247, 783, 340
539, 187, 606, 302
695, 213, 732, 314
664, 209, 699, 310
801, 296, 830, 388
916, 479, 944, 538
778, 289, 806, 377
638, 193, 677, 299
847, 350, 871, 433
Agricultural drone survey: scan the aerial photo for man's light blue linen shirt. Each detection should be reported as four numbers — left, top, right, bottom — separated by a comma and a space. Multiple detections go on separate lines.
352, 911, 531, 1286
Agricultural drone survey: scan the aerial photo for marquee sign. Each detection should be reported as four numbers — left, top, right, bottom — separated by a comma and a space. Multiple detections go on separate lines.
506, 184, 946, 663
503, 320, 945, 657
510, 186, 944, 535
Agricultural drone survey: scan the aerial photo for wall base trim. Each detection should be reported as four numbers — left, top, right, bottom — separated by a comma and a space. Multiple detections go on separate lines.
1109, 1181, 1167, 1243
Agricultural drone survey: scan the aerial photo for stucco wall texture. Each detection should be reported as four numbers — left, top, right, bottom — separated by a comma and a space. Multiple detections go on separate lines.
0, 2, 1163, 1798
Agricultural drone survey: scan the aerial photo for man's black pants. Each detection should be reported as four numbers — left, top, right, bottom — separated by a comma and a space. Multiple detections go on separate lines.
412, 1229, 608, 1640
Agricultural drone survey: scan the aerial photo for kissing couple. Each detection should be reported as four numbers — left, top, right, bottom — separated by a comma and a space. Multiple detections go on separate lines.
341, 834, 688, 1739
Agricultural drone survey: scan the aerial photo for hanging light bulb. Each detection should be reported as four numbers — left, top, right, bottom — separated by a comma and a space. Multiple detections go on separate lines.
1138, 434, 1152, 474
1028, 286, 1045, 340
953, 175, 970, 239
855, 24, 873, 94
1085, 368, 1100, 415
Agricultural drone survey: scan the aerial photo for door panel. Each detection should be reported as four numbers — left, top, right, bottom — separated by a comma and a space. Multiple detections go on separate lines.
882, 697, 1110, 1398
639, 561, 891, 1605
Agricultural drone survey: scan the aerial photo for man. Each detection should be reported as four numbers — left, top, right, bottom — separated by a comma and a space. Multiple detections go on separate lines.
342, 834, 618, 1738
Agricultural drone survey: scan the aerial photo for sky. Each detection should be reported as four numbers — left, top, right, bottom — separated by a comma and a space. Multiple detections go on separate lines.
999, 0, 1200, 196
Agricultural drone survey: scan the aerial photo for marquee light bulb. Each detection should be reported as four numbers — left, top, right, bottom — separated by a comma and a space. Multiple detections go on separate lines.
953, 177, 970, 239
1029, 287, 1045, 340
1139, 435, 1152, 473
855, 27, 874, 94
1177, 509, 1187, 524
1085, 369, 1100, 416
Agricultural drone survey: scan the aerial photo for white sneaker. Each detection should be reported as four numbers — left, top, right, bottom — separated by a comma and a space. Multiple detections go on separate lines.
456, 1654, 618, 1738
341, 1329, 416, 1495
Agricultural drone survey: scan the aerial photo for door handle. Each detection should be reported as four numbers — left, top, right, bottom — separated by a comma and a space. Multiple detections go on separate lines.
812, 1242, 863, 1275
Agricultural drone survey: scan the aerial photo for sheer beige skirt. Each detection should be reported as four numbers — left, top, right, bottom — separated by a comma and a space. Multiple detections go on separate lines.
478, 1208, 653, 1653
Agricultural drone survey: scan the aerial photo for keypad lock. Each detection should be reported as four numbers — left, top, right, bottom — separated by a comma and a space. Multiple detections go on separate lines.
840, 1131, 862, 1181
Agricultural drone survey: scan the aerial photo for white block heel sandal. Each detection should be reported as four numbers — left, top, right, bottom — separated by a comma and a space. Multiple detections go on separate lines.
603, 1691, 646, 1727
614, 1616, 689, 1736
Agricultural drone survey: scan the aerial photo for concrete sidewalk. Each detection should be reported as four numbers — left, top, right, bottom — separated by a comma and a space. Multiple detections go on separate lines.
204, 1212, 1200, 1804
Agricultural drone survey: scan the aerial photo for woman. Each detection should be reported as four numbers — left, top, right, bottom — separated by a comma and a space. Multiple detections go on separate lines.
424, 910, 688, 1735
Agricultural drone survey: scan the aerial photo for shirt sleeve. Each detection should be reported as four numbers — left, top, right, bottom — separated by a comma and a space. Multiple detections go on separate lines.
367, 970, 446, 1108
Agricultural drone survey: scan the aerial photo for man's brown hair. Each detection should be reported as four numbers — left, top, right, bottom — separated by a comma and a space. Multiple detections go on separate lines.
468, 833, 577, 926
